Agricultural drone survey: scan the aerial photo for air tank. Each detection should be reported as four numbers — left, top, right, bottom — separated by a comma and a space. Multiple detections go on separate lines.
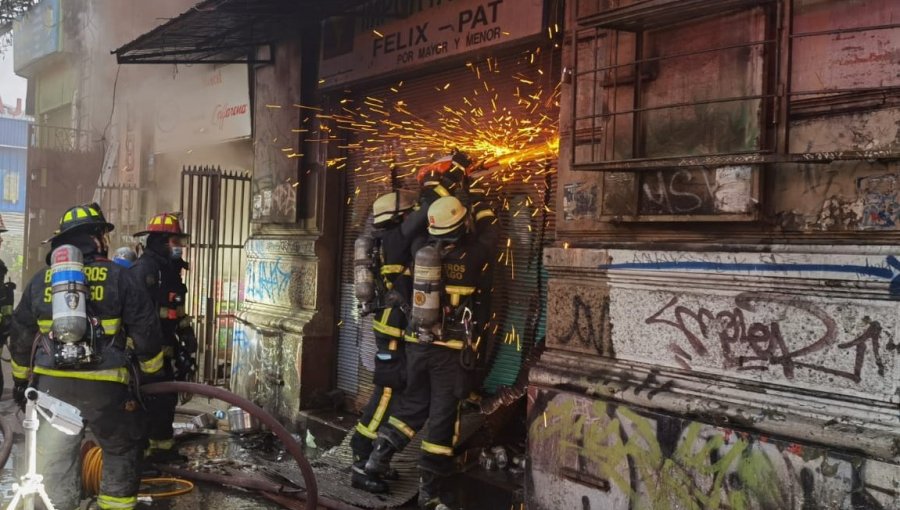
410, 244, 442, 329
50, 245, 88, 343
354, 234, 376, 309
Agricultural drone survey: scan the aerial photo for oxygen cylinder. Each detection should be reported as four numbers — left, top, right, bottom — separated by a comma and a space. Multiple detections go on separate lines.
410, 244, 442, 329
354, 234, 375, 308
50, 245, 88, 343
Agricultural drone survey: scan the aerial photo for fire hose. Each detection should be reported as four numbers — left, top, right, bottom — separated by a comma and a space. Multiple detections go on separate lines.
140, 381, 320, 510
0, 382, 322, 510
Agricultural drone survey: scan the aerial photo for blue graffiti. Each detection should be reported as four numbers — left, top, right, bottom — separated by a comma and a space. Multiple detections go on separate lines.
246, 258, 292, 302
600, 256, 900, 297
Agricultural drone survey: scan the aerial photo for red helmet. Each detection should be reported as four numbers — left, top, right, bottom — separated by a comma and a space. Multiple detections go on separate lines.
416, 150, 474, 185
133, 212, 189, 237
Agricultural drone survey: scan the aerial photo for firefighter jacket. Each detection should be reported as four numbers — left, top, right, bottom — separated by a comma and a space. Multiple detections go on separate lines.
371, 207, 429, 341
130, 249, 189, 352
9, 248, 164, 385
405, 233, 493, 351
0, 258, 12, 343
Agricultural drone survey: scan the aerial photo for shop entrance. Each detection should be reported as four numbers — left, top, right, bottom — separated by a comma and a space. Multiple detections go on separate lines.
180, 166, 252, 385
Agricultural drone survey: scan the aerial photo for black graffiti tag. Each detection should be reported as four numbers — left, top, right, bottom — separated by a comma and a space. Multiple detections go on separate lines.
646, 292, 885, 383
558, 295, 609, 356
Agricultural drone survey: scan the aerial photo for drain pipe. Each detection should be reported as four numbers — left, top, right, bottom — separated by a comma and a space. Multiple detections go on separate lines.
141, 381, 318, 510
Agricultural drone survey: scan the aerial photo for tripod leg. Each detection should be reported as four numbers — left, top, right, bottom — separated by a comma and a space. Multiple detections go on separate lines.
36, 484, 56, 510
5, 489, 22, 510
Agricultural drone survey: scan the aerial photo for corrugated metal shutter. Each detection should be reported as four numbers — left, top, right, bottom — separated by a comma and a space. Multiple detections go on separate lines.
335, 44, 560, 411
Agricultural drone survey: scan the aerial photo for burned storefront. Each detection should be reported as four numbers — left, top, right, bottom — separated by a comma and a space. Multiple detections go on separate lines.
320, 0, 563, 434
532, 0, 900, 509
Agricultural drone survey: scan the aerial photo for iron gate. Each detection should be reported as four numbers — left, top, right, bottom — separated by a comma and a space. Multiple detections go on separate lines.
93, 183, 147, 250
180, 166, 252, 385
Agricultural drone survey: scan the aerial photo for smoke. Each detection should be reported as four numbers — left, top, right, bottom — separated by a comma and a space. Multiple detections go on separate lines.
72, 0, 254, 242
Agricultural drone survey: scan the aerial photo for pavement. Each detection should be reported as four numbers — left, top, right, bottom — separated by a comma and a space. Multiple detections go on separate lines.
0, 367, 523, 510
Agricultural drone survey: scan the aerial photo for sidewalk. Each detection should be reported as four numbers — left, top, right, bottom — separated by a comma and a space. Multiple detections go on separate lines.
0, 387, 523, 509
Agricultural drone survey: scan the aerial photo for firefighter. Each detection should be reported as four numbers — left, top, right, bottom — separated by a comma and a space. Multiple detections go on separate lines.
365, 195, 495, 510
0, 213, 14, 398
350, 188, 430, 493
8, 203, 163, 510
130, 212, 197, 463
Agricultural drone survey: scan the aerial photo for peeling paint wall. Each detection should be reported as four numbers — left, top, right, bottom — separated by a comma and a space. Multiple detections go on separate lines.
539, 0, 900, 508
530, 246, 900, 509
527, 387, 898, 510
235, 234, 335, 424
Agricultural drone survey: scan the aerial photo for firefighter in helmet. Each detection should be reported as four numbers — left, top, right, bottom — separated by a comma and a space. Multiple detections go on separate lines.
9, 203, 163, 510
351, 185, 438, 493
365, 195, 496, 510
130, 212, 197, 463
0, 213, 15, 398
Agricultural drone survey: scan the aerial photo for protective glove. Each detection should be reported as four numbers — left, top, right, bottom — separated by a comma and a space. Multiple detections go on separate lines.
176, 324, 198, 354
174, 326, 198, 382
13, 378, 29, 412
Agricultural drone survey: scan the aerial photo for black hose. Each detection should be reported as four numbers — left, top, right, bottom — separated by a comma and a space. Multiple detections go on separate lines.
141, 381, 318, 510
0, 414, 13, 469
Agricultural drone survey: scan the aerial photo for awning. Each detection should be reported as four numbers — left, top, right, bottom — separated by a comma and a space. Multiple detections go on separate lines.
113, 0, 365, 65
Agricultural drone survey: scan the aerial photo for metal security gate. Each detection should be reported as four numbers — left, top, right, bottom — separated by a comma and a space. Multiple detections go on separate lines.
180, 166, 251, 386
94, 183, 148, 250
334, 45, 560, 411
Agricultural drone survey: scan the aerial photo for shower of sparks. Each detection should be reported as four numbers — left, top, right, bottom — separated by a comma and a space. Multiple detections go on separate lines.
316, 47, 560, 192
298, 47, 560, 354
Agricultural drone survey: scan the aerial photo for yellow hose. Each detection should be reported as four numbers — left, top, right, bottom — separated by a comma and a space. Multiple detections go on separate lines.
82, 446, 194, 499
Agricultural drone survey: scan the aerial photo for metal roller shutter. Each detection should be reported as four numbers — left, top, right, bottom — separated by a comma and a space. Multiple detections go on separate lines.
335, 43, 561, 411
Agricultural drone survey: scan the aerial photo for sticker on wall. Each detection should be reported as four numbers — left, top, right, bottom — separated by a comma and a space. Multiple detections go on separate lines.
563, 182, 597, 221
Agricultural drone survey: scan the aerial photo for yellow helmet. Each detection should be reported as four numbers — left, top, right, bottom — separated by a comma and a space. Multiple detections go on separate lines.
427, 196, 467, 237
373, 190, 417, 226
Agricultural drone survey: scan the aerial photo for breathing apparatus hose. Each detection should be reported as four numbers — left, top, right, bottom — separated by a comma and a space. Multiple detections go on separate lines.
140, 381, 319, 510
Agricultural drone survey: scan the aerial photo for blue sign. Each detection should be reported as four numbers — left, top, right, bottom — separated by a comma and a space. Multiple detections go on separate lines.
13, 0, 62, 73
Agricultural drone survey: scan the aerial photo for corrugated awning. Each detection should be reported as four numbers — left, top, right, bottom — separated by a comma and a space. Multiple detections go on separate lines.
113, 0, 365, 65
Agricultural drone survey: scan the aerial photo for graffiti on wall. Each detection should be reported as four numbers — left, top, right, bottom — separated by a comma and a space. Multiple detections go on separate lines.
245, 257, 318, 309
246, 258, 292, 303
858, 174, 900, 229
645, 292, 887, 384
557, 249, 900, 400
528, 390, 894, 510
786, 171, 900, 232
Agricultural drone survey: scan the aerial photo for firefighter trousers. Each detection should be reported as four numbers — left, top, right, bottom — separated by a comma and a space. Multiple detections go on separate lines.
143, 355, 177, 452
378, 343, 463, 475
350, 323, 406, 462
27, 375, 144, 510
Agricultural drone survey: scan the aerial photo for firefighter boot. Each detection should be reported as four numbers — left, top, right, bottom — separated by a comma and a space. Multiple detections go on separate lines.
352, 461, 390, 493
418, 471, 452, 510
365, 436, 399, 477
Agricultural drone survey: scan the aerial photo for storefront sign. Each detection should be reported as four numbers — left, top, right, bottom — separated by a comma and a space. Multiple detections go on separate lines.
320, 0, 545, 87
154, 64, 251, 153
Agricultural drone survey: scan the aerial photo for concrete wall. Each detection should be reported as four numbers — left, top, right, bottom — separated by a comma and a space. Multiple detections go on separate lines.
235, 30, 341, 426
528, 246, 900, 510
531, 1, 900, 507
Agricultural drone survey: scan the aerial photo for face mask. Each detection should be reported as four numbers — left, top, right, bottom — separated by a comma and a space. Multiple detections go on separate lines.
170, 246, 184, 260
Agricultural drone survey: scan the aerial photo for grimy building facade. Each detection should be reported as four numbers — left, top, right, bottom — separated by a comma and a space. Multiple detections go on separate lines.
109, 1, 897, 508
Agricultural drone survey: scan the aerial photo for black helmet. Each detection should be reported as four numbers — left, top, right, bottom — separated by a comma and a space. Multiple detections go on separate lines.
45, 203, 115, 243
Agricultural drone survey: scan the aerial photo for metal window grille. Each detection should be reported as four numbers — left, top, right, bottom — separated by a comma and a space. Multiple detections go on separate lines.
572, 0, 778, 171
571, 0, 900, 170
